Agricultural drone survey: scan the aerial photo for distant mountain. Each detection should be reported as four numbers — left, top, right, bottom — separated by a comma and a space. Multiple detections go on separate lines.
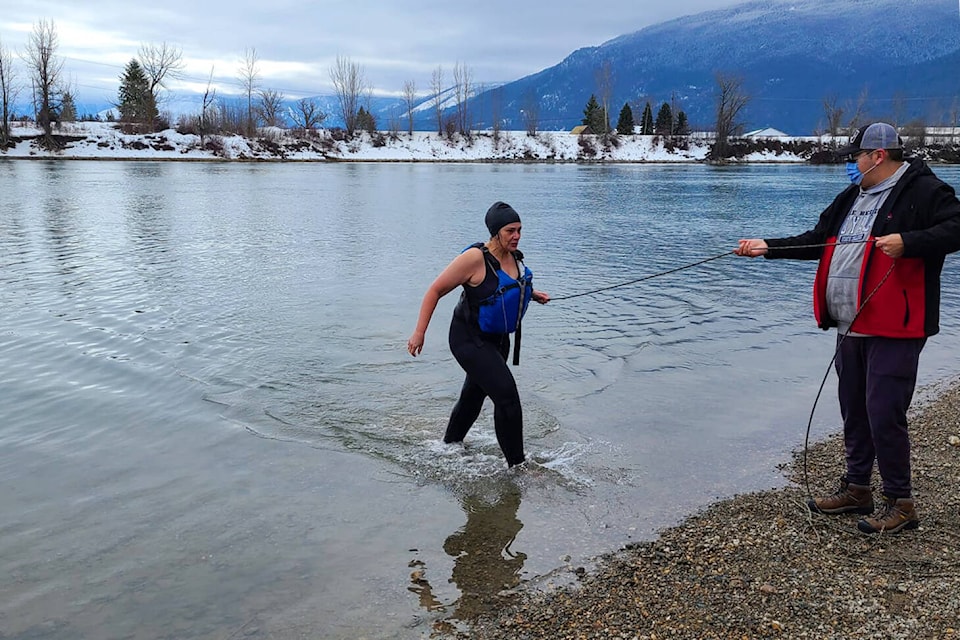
447, 0, 960, 135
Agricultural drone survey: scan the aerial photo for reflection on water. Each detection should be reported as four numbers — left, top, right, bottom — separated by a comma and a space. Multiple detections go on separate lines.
445, 484, 526, 618
409, 482, 526, 626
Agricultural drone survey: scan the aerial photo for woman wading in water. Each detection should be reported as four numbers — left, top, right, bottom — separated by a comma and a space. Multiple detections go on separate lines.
407, 202, 550, 467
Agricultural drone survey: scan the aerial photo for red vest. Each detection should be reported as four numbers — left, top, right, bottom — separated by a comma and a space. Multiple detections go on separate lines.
813, 235, 927, 337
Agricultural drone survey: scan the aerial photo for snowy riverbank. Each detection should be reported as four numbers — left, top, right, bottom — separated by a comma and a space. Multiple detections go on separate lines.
1, 121, 822, 163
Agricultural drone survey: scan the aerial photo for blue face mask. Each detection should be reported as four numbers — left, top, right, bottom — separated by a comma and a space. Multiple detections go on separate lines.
846, 161, 863, 185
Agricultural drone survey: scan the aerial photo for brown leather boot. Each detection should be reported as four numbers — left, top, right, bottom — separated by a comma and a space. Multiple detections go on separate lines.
857, 496, 920, 534
807, 477, 874, 515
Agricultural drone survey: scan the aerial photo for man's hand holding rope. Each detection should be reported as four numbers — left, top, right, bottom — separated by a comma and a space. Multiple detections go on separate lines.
735, 239, 768, 257
736, 235, 904, 258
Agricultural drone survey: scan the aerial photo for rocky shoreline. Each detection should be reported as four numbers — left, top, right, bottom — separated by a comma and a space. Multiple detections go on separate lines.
453, 379, 960, 639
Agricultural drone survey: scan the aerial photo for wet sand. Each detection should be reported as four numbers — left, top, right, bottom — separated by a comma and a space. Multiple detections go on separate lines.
452, 379, 960, 639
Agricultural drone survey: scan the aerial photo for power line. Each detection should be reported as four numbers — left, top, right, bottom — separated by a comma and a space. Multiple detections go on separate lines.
751, 95, 959, 103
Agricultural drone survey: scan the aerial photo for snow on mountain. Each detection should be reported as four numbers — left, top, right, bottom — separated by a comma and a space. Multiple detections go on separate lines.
460, 0, 960, 134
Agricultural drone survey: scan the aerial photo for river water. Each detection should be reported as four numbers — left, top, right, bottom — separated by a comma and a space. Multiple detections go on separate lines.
2, 160, 960, 639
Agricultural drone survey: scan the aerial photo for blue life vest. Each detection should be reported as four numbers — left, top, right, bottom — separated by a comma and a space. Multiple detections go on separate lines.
453, 243, 534, 365
470, 245, 532, 335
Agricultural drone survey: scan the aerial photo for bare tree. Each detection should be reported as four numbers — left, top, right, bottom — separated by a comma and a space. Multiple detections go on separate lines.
238, 47, 261, 136
927, 99, 945, 137
199, 67, 217, 145
329, 55, 365, 135
362, 85, 374, 131
822, 94, 844, 137
138, 42, 184, 109
292, 97, 326, 130
902, 118, 927, 149
845, 86, 870, 133
594, 60, 614, 135
950, 97, 960, 143
23, 19, 63, 148
431, 65, 444, 134
452, 61, 472, 135
402, 79, 417, 135
489, 84, 503, 142
256, 88, 286, 128
891, 91, 907, 128
216, 100, 244, 134
521, 89, 540, 136
712, 72, 750, 160
0, 35, 19, 147
386, 114, 401, 138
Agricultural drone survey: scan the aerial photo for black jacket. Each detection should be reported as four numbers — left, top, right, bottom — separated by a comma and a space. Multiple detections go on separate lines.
764, 158, 960, 337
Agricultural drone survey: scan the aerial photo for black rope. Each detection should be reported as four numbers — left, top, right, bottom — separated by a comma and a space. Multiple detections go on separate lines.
801, 259, 897, 503
550, 250, 736, 301
549, 240, 872, 302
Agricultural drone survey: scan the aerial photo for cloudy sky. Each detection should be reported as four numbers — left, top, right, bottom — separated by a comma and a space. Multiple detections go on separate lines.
2, 0, 748, 103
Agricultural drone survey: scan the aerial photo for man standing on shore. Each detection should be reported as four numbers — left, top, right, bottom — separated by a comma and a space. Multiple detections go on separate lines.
735, 122, 960, 534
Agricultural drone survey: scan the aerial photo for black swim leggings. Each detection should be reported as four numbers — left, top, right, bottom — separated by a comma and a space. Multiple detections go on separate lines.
444, 318, 525, 466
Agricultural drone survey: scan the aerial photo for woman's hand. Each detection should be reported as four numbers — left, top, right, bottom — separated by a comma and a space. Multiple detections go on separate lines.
532, 290, 550, 304
406, 249, 485, 359
407, 330, 425, 357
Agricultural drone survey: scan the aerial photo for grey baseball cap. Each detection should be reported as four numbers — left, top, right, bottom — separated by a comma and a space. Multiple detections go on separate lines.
836, 122, 903, 156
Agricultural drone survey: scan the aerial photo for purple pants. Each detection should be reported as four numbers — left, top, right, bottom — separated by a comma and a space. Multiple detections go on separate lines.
835, 335, 926, 499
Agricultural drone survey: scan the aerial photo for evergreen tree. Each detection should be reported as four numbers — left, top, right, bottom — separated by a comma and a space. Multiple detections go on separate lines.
356, 106, 376, 133
59, 91, 77, 122
581, 94, 604, 132
674, 110, 690, 136
616, 102, 635, 135
641, 102, 654, 135
655, 102, 673, 136
117, 59, 158, 128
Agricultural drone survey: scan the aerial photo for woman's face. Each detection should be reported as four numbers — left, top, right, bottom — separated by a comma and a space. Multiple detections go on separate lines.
497, 223, 522, 251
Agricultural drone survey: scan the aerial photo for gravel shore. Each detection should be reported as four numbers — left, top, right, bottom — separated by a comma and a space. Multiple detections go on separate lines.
452, 379, 960, 640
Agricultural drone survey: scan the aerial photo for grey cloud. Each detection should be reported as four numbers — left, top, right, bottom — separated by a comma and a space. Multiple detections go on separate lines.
2, 0, 747, 100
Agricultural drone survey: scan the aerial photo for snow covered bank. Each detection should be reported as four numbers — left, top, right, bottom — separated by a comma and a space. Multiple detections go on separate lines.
0, 121, 824, 163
